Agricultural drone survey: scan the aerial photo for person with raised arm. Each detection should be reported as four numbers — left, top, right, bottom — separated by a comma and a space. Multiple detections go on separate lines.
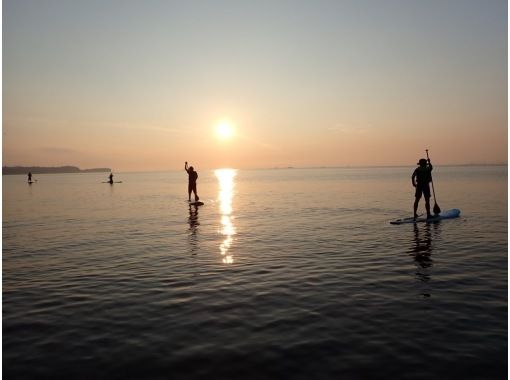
184, 162, 199, 202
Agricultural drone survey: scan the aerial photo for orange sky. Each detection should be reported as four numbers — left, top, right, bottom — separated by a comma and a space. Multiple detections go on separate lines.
3, 1, 507, 171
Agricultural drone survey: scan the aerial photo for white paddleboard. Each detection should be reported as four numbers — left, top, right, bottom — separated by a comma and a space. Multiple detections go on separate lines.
390, 208, 460, 225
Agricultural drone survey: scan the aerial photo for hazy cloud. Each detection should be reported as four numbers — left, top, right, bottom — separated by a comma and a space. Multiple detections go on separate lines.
328, 122, 374, 135
38, 147, 83, 155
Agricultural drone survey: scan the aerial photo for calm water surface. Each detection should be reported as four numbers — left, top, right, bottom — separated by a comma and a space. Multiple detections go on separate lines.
3, 166, 507, 379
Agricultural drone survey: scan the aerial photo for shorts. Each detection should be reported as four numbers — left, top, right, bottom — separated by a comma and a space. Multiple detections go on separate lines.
415, 184, 431, 199
188, 182, 197, 193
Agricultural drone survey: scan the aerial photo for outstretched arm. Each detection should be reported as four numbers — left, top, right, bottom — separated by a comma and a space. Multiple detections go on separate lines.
184, 161, 189, 172
428, 159, 433, 171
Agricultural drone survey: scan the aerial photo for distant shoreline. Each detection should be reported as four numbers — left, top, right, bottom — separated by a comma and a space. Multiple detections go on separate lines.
2, 166, 111, 175
3, 163, 504, 175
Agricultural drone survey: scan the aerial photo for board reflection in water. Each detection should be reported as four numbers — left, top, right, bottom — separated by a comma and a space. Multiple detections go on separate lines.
215, 169, 237, 264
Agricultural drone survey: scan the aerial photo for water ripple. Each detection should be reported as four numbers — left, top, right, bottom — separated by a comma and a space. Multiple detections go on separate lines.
3, 168, 507, 379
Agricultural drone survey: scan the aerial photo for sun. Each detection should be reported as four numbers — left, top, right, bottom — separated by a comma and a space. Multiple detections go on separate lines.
215, 120, 235, 140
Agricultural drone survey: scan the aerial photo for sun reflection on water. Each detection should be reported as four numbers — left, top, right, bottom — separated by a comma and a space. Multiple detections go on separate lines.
215, 169, 237, 264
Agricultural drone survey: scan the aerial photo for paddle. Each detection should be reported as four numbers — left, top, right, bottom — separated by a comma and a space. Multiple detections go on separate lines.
425, 149, 441, 215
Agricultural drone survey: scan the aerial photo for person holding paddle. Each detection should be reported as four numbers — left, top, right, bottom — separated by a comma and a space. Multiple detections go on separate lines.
412, 157, 433, 219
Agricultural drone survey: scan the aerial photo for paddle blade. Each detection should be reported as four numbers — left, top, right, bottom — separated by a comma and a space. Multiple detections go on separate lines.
433, 202, 441, 215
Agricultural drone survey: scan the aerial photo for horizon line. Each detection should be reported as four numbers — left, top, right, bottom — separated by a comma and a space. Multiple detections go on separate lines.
2, 162, 507, 174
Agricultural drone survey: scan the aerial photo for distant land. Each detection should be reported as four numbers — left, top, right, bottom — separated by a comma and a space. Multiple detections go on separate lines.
2, 166, 111, 175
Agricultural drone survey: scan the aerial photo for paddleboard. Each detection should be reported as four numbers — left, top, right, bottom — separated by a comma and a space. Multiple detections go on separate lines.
390, 208, 460, 225
102, 181, 123, 183
189, 201, 204, 206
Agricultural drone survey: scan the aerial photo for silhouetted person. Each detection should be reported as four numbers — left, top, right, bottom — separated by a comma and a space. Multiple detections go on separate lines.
28, 172, 32, 183
412, 158, 433, 219
185, 162, 199, 202
108, 172, 114, 184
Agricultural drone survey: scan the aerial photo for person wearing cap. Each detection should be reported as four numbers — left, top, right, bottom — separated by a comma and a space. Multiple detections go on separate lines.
412, 158, 433, 219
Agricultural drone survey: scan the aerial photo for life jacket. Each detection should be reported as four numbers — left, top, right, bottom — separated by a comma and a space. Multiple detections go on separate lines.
414, 166, 432, 185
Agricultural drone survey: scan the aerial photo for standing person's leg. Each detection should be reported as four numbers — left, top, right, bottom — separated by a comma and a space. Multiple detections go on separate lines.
414, 198, 420, 218
414, 187, 421, 218
424, 184, 432, 218
425, 196, 431, 218
192, 183, 199, 202
188, 183, 192, 202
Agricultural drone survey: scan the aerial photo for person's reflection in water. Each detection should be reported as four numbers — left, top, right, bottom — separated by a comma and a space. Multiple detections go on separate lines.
188, 204, 200, 255
408, 222, 439, 297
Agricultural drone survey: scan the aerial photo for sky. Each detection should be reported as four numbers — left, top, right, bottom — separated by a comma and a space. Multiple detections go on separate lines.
3, 0, 508, 171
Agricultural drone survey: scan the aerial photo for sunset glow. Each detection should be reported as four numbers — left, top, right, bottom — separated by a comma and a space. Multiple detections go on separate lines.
2, 1, 506, 171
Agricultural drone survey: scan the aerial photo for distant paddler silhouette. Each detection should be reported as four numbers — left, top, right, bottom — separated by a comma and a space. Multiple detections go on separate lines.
102, 172, 121, 184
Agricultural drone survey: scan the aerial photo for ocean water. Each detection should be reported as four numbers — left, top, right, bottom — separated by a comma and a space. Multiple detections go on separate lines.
3, 166, 507, 379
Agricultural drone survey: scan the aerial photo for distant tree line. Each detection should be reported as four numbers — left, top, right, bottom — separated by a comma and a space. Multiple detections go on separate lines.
2, 166, 111, 175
